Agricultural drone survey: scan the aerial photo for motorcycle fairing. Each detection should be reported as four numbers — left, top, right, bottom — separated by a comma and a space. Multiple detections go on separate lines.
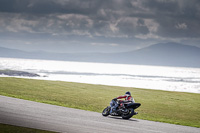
125, 103, 141, 109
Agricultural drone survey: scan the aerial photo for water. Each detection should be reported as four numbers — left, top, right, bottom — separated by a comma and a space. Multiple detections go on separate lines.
0, 57, 200, 93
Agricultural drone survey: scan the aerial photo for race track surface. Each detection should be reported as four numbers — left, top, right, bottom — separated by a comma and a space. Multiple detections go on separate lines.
0, 95, 199, 133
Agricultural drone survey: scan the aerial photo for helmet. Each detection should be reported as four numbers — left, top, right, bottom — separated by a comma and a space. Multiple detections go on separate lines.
125, 91, 131, 96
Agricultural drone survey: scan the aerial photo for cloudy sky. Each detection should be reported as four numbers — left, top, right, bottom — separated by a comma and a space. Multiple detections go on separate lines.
0, 0, 200, 53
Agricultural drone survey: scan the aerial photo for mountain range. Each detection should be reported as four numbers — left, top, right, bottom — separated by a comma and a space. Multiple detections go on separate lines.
0, 42, 200, 68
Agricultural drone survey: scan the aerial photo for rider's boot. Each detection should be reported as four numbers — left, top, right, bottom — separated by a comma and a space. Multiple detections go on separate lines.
134, 112, 138, 115
110, 108, 117, 115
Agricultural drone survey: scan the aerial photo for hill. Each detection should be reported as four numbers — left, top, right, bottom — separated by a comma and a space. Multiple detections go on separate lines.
0, 42, 200, 68
119, 42, 200, 67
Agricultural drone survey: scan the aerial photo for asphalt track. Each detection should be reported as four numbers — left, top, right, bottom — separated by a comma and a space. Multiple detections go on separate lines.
0, 95, 199, 133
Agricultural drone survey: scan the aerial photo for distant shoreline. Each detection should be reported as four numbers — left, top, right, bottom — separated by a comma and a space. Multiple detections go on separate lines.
0, 69, 40, 77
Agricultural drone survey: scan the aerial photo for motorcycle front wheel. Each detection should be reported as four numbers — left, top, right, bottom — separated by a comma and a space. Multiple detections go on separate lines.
102, 106, 110, 116
121, 108, 135, 119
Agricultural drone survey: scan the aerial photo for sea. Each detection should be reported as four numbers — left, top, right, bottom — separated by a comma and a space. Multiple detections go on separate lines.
0, 57, 200, 93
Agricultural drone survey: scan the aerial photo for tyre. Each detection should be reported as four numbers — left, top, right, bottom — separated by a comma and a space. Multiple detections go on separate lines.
121, 108, 135, 119
102, 106, 110, 116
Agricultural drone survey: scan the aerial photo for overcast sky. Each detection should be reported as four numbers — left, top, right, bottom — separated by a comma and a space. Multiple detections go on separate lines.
0, 0, 200, 53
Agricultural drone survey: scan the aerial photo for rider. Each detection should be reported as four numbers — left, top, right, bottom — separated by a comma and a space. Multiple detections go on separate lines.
110, 91, 135, 114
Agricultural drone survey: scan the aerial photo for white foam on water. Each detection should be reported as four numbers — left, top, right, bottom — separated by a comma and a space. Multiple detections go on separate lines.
0, 57, 200, 93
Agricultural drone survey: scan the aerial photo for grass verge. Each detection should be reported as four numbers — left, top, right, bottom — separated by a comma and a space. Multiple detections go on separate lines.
0, 123, 55, 133
0, 77, 199, 128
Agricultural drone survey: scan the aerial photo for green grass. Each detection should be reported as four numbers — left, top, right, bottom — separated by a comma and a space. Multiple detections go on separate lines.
0, 123, 55, 133
0, 77, 200, 128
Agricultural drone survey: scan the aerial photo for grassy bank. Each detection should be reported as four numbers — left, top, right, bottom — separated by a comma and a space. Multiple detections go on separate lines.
0, 77, 199, 127
0, 123, 55, 133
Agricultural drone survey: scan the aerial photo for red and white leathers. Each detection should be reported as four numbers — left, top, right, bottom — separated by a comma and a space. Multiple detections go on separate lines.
116, 94, 135, 103
110, 94, 135, 113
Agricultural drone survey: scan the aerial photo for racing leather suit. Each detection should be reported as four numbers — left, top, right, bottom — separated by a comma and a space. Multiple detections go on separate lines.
110, 94, 135, 114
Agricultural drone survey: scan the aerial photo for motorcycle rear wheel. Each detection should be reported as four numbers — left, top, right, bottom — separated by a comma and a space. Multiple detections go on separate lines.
121, 108, 135, 119
102, 106, 110, 116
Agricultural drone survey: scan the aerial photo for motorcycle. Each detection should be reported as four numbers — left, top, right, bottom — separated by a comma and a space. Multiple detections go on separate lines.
102, 100, 141, 119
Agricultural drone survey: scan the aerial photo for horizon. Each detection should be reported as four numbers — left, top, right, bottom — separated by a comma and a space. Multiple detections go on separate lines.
0, 41, 200, 54
0, 0, 200, 53
1, 41, 200, 68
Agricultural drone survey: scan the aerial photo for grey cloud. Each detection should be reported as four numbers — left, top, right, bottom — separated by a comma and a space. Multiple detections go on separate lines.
0, 0, 100, 15
137, 19, 145, 26
142, 0, 179, 14
141, 0, 200, 38
0, 0, 59, 14
0, 0, 200, 50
